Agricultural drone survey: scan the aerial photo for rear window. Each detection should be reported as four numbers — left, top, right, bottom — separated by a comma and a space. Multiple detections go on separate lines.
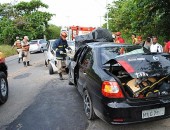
100, 45, 149, 64
30, 40, 38, 44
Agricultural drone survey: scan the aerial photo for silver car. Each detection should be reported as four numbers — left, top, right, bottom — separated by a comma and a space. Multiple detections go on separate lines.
44, 39, 75, 75
29, 39, 47, 53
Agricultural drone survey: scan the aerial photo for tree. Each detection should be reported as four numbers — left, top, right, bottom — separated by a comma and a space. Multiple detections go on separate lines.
105, 0, 170, 43
46, 24, 61, 40
0, 0, 53, 45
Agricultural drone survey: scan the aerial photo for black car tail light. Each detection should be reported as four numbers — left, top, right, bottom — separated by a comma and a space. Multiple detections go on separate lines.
102, 81, 124, 98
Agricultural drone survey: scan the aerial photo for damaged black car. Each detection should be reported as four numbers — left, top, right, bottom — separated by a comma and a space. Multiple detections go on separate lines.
68, 42, 170, 124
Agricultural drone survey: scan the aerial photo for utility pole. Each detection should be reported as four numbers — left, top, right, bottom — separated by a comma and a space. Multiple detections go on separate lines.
106, 0, 109, 29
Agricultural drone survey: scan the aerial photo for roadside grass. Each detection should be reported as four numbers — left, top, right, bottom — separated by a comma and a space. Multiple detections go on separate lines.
0, 44, 17, 57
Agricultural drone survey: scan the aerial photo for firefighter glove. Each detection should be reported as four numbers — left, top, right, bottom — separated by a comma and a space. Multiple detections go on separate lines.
59, 51, 64, 54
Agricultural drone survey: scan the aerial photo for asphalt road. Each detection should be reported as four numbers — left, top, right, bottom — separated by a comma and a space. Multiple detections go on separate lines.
0, 52, 170, 130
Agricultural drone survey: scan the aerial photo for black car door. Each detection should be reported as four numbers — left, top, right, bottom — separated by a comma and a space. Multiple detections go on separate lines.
77, 47, 93, 95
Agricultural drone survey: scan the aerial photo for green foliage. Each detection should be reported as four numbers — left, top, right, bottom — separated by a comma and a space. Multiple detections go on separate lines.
0, 0, 59, 46
0, 45, 17, 57
106, 0, 170, 43
46, 24, 61, 40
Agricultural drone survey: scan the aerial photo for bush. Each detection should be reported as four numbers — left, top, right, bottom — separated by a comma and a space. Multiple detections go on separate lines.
0, 44, 17, 57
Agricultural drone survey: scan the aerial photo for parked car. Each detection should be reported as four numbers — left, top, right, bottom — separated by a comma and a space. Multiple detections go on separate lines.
0, 52, 8, 104
68, 42, 170, 124
29, 39, 47, 53
44, 39, 74, 75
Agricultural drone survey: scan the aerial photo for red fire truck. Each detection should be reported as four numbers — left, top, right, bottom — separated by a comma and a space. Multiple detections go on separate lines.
68, 26, 96, 40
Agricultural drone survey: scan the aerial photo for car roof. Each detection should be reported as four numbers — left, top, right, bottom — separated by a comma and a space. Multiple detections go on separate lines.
87, 42, 134, 48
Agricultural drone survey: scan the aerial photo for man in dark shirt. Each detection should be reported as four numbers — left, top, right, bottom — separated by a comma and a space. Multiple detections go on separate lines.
53, 32, 71, 80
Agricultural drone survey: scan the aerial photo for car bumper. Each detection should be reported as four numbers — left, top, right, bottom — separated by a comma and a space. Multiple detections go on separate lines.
96, 97, 170, 124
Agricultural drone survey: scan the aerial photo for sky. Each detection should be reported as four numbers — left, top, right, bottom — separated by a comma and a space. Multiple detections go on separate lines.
0, 0, 113, 27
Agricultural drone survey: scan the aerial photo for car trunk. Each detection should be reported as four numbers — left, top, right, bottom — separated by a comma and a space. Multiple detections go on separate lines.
104, 53, 170, 99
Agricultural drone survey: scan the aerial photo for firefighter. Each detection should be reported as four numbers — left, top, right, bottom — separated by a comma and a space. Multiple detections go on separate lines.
12, 36, 22, 63
21, 36, 31, 67
53, 32, 71, 80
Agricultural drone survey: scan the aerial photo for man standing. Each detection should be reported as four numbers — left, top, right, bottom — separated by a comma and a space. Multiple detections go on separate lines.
115, 32, 125, 44
53, 32, 71, 80
150, 36, 163, 53
21, 36, 31, 67
12, 36, 22, 63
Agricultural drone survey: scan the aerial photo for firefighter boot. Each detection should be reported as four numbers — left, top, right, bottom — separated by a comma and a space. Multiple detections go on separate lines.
23, 61, 27, 67
18, 58, 20, 63
59, 73, 64, 80
27, 61, 32, 66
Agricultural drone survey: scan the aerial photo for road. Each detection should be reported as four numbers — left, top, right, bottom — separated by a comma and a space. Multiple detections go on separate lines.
0, 53, 170, 130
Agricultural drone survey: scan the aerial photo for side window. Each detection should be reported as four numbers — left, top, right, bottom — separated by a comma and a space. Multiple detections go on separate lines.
74, 46, 87, 62
80, 48, 93, 69
46, 42, 50, 49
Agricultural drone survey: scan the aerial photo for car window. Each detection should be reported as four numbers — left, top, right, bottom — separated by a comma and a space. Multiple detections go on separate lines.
50, 41, 55, 51
80, 48, 93, 68
30, 40, 38, 44
46, 42, 50, 49
101, 46, 149, 64
39, 39, 47, 44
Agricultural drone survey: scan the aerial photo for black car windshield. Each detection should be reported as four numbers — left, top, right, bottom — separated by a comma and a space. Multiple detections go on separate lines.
101, 45, 150, 64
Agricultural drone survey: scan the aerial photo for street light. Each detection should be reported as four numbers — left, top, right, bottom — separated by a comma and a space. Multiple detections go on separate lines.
106, 0, 109, 29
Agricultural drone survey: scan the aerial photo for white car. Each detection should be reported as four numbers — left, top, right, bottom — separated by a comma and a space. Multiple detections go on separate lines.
29, 39, 47, 53
44, 40, 75, 75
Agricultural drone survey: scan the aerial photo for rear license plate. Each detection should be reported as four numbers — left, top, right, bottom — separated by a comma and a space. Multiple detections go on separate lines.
142, 107, 165, 119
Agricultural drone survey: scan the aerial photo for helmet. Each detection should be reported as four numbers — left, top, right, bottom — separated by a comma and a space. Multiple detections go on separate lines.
116, 32, 121, 36
61, 32, 67, 37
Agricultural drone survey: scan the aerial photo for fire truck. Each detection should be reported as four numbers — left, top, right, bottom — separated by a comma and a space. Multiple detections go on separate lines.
69, 26, 95, 40
61, 26, 96, 41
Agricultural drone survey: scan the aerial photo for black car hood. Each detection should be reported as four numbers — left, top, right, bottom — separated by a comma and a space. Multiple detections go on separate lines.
105, 53, 170, 78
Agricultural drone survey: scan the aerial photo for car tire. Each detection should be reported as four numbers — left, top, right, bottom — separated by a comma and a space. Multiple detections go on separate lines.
0, 72, 8, 104
83, 90, 97, 120
49, 64, 54, 75
68, 69, 74, 85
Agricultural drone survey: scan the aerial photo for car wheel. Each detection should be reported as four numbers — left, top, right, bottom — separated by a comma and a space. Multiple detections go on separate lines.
0, 72, 8, 104
83, 90, 97, 120
49, 64, 54, 75
68, 69, 74, 85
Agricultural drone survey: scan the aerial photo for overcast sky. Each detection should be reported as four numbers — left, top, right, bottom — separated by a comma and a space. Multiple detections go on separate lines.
0, 0, 113, 27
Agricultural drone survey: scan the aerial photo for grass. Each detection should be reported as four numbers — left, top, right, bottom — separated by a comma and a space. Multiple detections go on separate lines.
0, 44, 17, 57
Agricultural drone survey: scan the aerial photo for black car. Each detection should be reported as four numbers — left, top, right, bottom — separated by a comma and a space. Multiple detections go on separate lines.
0, 52, 8, 104
68, 42, 170, 124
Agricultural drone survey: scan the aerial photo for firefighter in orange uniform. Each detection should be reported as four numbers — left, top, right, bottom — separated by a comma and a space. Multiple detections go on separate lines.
12, 36, 22, 63
21, 36, 31, 67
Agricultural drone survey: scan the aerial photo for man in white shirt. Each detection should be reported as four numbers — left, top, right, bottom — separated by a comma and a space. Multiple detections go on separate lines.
150, 36, 163, 52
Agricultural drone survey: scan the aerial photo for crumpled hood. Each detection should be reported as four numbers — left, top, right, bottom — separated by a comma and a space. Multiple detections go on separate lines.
105, 53, 170, 78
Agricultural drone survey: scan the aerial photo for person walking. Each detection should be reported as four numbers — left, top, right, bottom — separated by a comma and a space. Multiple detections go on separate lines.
12, 36, 22, 63
21, 36, 31, 67
150, 36, 163, 53
53, 32, 71, 80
